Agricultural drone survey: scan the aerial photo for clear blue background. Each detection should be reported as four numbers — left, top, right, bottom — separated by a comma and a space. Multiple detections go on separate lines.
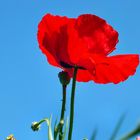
0, 0, 140, 140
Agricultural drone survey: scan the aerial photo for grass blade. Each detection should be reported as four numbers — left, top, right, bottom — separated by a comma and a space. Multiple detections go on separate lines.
90, 128, 98, 140
109, 113, 126, 140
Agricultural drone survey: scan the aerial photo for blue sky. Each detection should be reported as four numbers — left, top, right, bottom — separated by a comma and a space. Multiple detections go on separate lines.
0, 0, 140, 140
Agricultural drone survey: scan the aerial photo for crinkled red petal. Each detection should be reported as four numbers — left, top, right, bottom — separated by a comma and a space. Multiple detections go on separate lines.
66, 54, 139, 84
67, 14, 119, 64
37, 14, 74, 67
89, 54, 139, 84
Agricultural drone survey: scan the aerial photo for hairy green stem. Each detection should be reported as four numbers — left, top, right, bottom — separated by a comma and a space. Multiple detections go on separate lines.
59, 85, 67, 140
68, 66, 78, 140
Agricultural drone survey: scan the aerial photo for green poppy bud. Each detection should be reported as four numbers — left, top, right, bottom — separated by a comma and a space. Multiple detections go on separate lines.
58, 71, 70, 86
31, 122, 40, 131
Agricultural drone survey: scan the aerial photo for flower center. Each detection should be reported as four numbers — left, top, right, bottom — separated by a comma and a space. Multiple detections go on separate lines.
60, 61, 86, 70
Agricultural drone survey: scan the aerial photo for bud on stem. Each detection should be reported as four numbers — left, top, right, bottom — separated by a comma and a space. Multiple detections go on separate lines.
31, 119, 48, 131
58, 71, 70, 86
58, 71, 70, 140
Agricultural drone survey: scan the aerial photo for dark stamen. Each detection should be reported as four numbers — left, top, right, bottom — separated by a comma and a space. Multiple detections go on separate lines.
60, 61, 86, 70
77, 66, 86, 70
60, 61, 74, 68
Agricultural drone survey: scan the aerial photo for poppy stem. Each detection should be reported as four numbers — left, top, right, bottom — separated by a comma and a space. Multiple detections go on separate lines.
59, 85, 67, 140
68, 66, 78, 140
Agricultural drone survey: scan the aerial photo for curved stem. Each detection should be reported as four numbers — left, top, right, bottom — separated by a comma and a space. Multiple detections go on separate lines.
68, 66, 78, 140
59, 85, 67, 140
120, 124, 140, 140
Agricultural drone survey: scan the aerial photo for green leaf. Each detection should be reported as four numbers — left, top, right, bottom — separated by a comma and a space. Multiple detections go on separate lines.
54, 118, 58, 140
45, 116, 54, 140
62, 118, 69, 140
90, 128, 98, 140
54, 119, 64, 140
109, 113, 126, 140
120, 123, 140, 140
83, 138, 88, 140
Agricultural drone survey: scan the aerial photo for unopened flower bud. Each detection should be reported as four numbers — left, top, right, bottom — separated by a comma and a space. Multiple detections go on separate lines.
58, 71, 70, 86
31, 122, 40, 131
6, 134, 15, 140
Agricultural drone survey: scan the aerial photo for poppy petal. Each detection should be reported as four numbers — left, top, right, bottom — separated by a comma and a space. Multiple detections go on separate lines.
76, 14, 119, 55
38, 14, 73, 67
67, 14, 119, 64
66, 54, 104, 82
90, 54, 139, 84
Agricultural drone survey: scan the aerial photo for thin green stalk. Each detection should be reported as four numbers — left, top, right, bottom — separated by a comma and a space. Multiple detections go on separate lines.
59, 85, 67, 140
109, 113, 126, 140
120, 124, 140, 140
68, 66, 78, 140
90, 128, 98, 140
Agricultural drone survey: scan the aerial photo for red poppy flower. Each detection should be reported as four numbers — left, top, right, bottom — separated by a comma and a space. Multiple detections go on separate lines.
37, 13, 139, 84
